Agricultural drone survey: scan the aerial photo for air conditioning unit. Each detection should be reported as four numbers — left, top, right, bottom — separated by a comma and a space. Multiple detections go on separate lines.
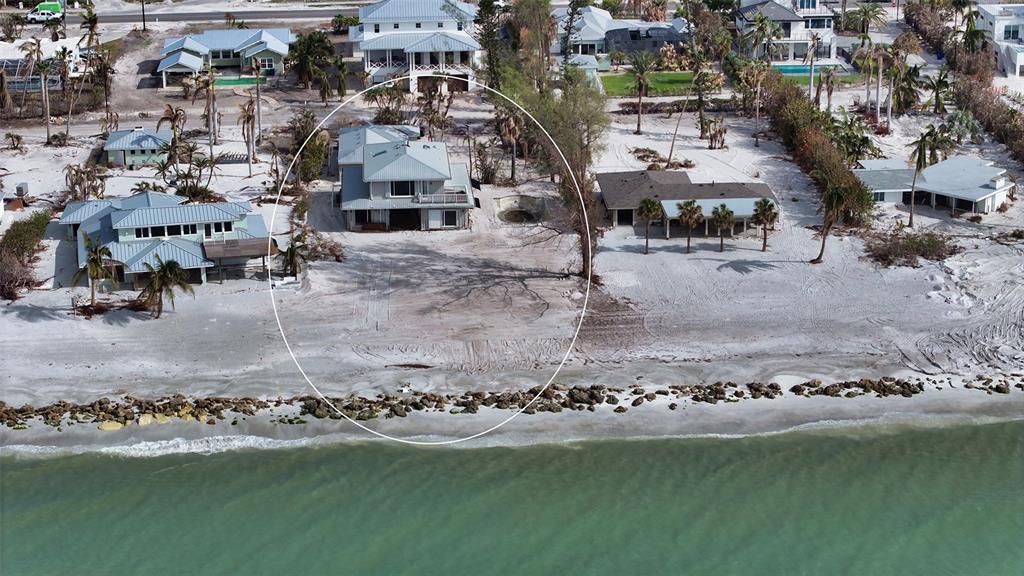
15, 182, 28, 197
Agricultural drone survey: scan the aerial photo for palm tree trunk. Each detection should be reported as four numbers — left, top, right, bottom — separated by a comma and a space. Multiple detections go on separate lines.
635, 90, 643, 135
807, 56, 814, 99
686, 227, 692, 253
865, 67, 871, 111
719, 228, 724, 252
644, 221, 650, 254
810, 220, 832, 264
886, 74, 894, 127
762, 225, 768, 252
666, 93, 688, 167
41, 75, 50, 143
90, 278, 96, 307
875, 57, 883, 121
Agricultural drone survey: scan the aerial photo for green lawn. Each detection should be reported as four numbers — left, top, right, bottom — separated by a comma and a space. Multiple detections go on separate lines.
602, 71, 695, 97
782, 74, 864, 86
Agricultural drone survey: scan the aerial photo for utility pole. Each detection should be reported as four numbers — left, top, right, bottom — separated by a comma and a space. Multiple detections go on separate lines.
141, 0, 147, 32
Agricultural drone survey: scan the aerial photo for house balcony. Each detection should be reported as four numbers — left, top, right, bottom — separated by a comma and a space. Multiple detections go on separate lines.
795, 6, 834, 17
413, 191, 470, 205
409, 61, 473, 73
780, 28, 835, 42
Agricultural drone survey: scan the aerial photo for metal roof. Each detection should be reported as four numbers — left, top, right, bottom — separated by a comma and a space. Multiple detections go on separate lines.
160, 36, 209, 57
238, 30, 291, 57
359, 0, 476, 23
362, 141, 451, 182
337, 125, 421, 165
857, 158, 908, 170
597, 170, 772, 210
60, 192, 184, 224
340, 164, 473, 210
161, 28, 293, 55
104, 128, 173, 151
110, 202, 252, 229
110, 238, 214, 273
157, 51, 204, 73
855, 155, 1011, 202
360, 31, 480, 52
553, 6, 679, 43
567, 54, 599, 69
853, 168, 914, 192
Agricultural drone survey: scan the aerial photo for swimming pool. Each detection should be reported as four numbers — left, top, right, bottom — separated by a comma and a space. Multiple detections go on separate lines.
772, 64, 844, 75
213, 77, 266, 87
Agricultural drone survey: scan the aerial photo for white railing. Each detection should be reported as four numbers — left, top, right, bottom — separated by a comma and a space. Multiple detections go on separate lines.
794, 6, 834, 17
410, 62, 472, 72
782, 28, 834, 41
365, 61, 409, 70
415, 192, 469, 204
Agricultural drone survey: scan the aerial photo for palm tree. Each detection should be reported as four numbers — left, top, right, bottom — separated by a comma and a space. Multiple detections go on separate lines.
804, 32, 820, 98
745, 13, 780, 61
279, 236, 309, 276
637, 197, 663, 254
158, 104, 186, 171
191, 67, 219, 155
138, 256, 194, 319
742, 60, 769, 140
334, 56, 348, 98
853, 37, 874, 114
71, 234, 122, 306
751, 197, 778, 252
851, 3, 887, 46
287, 31, 334, 89
958, 10, 989, 53
630, 51, 655, 134
0, 69, 13, 119
907, 125, 936, 228
676, 199, 704, 254
237, 96, 257, 177
951, 0, 972, 29
823, 67, 837, 113
35, 59, 53, 143
711, 203, 734, 252
317, 69, 334, 106
924, 68, 950, 114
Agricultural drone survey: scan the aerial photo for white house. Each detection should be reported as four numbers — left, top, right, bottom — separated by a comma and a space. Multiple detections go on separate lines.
854, 155, 1015, 214
0, 36, 86, 90
352, 0, 481, 93
337, 125, 475, 231
978, 4, 1024, 76
551, 6, 689, 71
736, 0, 836, 61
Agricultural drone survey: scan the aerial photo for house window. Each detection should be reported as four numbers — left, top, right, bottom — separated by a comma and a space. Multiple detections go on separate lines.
184, 224, 197, 235
798, 0, 816, 8
872, 192, 885, 202
457, 22, 463, 31
391, 181, 414, 196
394, 23, 399, 29
809, 18, 830, 29
214, 222, 223, 233
437, 22, 444, 28
373, 24, 380, 33
167, 225, 182, 236
1005, 25, 1021, 40
135, 227, 150, 239
151, 226, 166, 237
204, 223, 212, 238
224, 221, 233, 232
443, 210, 458, 227
260, 57, 274, 71
415, 22, 422, 29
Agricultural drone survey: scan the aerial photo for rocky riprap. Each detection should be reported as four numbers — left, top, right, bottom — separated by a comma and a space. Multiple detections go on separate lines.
1, 375, 1020, 430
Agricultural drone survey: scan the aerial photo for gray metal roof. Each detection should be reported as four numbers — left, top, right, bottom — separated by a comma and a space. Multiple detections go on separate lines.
362, 141, 451, 182
337, 125, 421, 166
160, 36, 209, 57
110, 202, 252, 229
359, 0, 476, 23
568, 54, 599, 69
597, 170, 772, 210
157, 51, 204, 73
739, 1, 803, 22
104, 128, 173, 151
360, 31, 480, 52
857, 158, 908, 170
161, 28, 293, 54
853, 168, 914, 192
110, 238, 214, 273
340, 164, 474, 210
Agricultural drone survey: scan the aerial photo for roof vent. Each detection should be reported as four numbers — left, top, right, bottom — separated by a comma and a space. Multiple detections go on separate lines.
133, 126, 144, 131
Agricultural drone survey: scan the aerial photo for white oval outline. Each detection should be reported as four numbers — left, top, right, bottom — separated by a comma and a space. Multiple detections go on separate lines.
268, 72, 591, 445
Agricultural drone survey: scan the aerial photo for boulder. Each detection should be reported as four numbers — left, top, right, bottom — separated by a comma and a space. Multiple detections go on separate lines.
97, 421, 123, 431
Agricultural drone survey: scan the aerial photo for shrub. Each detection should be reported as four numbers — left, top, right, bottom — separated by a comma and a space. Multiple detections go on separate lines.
865, 226, 961, 267
0, 210, 51, 265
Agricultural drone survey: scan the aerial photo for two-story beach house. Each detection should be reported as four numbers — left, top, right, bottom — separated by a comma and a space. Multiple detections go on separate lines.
157, 28, 294, 88
338, 125, 475, 231
352, 0, 480, 92
736, 0, 836, 61
103, 127, 173, 169
552, 6, 689, 71
59, 191, 273, 287
978, 4, 1024, 76
853, 155, 1015, 214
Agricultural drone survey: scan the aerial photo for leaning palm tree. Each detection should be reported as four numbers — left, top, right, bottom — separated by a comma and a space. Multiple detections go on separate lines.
711, 203, 734, 252
630, 51, 656, 135
907, 126, 936, 227
279, 236, 309, 276
751, 197, 778, 252
637, 197, 663, 254
853, 37, 874, 114
803, 32, 820, 98
676, 199, 704, 254
823, 66, 837, 113
851, 3, 887, 46
138, 256, 194, 319
0, 69, 13, 119
71, 234, 122, 307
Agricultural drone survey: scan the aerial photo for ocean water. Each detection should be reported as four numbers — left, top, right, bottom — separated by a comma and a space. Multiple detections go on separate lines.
2, 421, 1022, 575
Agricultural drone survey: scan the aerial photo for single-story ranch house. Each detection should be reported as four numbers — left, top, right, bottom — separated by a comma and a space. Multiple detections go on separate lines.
854, 155, 1015, 214
157, 28, 294, 88
59, 191, 273, 287
103, 127, 172, 169
552, 6, 689, 71
597, 170, 776, 236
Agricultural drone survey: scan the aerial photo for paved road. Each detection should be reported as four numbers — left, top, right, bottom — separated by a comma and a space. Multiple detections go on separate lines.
65, 7, 356, 25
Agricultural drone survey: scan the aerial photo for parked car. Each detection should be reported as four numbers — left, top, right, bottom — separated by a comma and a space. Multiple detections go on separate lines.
26, 9, 63, 24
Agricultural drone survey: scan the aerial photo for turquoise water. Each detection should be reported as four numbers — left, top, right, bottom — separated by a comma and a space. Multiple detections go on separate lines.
2, 421, 1022, 575
773, 64, 844, 75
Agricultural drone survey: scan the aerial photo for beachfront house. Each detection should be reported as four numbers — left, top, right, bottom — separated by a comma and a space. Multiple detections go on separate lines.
552, 6, 689, 71
352, 0, 480, 93
103, 127, 173, 169
735, 0, 836, 61
337, 124, 475, 231
853, 155, 1015, 214
59, 191, 273, 288
0, 36, 85, 90
978, 4, 1024, 76
596, 170, 776, 236
157, 28, 294, 88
